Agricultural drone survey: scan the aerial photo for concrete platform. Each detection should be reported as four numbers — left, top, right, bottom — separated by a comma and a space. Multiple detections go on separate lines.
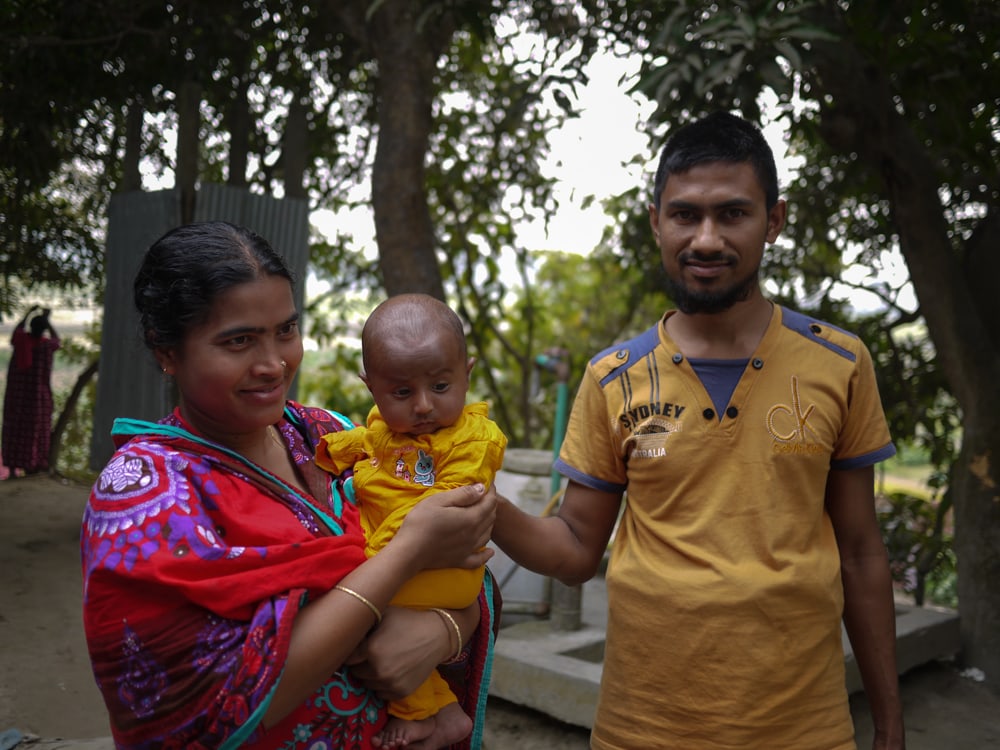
489, 575, 962, 730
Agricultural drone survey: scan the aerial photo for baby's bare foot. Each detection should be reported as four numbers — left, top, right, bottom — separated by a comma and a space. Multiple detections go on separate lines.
412, 703, 472, 749
372, 715, 435, 748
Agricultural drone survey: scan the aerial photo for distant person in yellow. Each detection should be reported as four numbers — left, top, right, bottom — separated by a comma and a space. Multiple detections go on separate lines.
315, 293, 507, 750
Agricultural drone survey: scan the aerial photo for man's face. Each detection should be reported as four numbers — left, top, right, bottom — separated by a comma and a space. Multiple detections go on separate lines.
649, 161, 785, 314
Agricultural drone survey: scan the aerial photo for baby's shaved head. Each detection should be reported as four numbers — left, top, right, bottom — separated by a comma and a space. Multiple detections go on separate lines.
361, 294, 467, 374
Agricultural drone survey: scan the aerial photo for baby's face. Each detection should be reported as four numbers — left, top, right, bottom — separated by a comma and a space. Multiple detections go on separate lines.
364, 327, 472, 436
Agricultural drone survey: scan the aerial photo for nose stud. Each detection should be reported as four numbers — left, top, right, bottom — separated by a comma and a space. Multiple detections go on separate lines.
280, 360, 287, 368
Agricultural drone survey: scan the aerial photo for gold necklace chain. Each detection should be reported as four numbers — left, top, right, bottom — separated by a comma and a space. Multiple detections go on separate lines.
269, 425, 284, 450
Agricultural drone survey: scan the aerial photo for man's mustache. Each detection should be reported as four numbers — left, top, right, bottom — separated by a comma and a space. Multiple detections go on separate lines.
678, 251, 735, 265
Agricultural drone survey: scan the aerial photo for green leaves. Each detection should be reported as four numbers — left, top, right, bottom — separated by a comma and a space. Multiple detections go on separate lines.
631, 0, 836, 113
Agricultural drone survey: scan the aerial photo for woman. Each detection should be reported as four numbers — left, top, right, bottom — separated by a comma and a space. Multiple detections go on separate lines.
81, 221, 499, 750
2, 305, 60, 476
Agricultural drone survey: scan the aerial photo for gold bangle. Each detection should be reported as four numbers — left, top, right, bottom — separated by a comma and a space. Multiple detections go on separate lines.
430, 607, 464, 663
334, 584, 383, 625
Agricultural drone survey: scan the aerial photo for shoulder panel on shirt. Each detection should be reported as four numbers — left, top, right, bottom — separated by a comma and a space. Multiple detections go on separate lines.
589, 324, 661, 387
780, 306, 858, 363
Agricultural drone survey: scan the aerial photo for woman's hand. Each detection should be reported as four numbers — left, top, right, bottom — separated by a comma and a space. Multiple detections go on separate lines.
266, 485, 492, 728
395, 483, 497, 571
346, 605, 470, 700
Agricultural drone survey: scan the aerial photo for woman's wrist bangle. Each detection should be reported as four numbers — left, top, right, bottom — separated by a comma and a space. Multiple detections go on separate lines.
430, 607, 464, 663
334, 584, 383, 625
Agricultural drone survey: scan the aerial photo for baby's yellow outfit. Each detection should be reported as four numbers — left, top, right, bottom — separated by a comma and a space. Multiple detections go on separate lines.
316, 401, 507, 720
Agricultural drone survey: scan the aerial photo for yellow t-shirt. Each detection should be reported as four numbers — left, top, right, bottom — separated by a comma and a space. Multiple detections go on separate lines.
557, 306, 895, 750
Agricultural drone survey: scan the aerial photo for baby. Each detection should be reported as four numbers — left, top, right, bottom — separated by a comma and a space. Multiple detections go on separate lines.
315, 293, 507, 748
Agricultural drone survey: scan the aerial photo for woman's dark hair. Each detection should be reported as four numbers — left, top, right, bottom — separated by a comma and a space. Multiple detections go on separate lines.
134, 221, 295, 351
28, 311, 49, 337
652, 111, 779, 211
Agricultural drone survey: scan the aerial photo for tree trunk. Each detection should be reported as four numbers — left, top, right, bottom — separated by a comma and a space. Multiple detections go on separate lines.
875, 103, 1000, 693
813, 43, 1000, 690
121, 100, 143, 192
952, 419, 1000, 686
366, 0, 451, 300
283, 95, 308, 200
228, 79, 250, 187
48, 358, 99, 476
176, 80, 201, 224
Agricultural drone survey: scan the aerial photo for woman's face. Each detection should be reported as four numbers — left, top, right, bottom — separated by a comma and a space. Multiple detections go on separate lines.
157, 275, 303, 446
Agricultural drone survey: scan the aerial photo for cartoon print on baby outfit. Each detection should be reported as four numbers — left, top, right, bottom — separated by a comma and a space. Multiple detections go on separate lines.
412, 449, 435, 487
395, 457, 411, 482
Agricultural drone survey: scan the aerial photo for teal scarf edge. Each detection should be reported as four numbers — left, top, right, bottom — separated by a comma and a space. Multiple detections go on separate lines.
111, 408, 345, 536
469, 567, 497, 749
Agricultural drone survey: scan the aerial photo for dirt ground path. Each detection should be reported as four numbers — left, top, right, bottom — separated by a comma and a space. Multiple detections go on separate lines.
2, 474, 999, 749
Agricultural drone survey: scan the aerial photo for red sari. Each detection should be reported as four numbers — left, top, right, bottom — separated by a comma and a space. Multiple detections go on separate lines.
1, 325, 60, 473
82, 401, 498, 750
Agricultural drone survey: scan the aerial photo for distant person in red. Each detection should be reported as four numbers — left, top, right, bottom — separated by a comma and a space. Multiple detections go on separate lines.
2, 305, 60, 477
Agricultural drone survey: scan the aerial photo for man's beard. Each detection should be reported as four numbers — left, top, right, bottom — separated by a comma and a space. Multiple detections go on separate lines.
662, 261, 760, 315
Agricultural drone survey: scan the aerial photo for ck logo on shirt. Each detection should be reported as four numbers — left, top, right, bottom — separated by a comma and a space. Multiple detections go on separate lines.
767, 375, 825, 455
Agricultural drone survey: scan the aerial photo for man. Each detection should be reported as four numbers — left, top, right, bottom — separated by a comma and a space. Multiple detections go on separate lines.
492, 111, 905, 749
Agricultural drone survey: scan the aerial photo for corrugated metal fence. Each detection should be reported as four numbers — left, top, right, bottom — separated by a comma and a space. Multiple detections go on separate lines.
90, 186, 309, 470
